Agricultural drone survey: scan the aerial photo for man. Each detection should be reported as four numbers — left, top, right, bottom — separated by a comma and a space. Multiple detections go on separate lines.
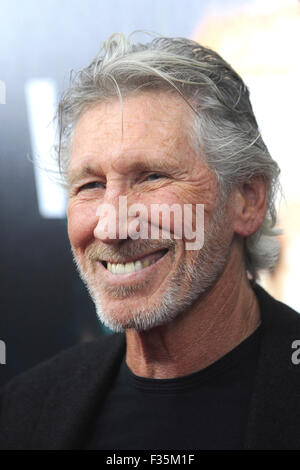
1, 33, 300, 450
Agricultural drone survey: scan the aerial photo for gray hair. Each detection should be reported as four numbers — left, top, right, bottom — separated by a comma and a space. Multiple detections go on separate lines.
57, 32, 281, 281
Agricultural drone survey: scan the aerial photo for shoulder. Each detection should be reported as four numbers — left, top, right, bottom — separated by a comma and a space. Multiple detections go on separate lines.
0, 333, 125, 449
245, 286, 300, 448
253, 283, 300, 333
253, 283, 300, 369
1, 333, 125, 395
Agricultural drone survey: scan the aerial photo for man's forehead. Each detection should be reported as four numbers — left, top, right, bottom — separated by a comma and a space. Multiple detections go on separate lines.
70, 93, 195, 175
73, 92, 191, 141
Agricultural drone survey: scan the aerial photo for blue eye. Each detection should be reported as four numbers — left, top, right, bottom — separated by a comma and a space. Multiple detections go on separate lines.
146, 174, 166, 181
78, 181, 105, 192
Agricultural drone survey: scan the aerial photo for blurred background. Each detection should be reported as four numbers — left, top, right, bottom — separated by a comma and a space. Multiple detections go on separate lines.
0, 0, 299, 386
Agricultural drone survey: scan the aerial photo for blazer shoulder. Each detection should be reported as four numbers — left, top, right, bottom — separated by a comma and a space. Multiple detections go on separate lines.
0, 334, 125, 449
254, 284, 300, 334
246, 286, 300, 449
1, 333, 125, 395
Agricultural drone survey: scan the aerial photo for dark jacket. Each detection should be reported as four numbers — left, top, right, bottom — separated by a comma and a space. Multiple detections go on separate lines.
0, 285, 300, 450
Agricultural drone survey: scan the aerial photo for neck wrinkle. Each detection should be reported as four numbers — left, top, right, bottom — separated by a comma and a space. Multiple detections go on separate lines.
125, 244, 261, 379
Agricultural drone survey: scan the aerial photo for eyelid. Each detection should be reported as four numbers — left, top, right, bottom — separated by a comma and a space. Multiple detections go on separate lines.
77, 181, 106, 192
144, 173, 168, 181
73, 173, 169, 193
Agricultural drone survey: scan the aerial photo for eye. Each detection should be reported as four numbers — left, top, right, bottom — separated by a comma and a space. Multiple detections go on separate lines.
145, 173, 167, 182
77, 181, 105, 192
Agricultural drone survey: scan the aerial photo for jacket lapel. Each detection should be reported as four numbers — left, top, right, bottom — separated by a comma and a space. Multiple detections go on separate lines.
31, 286, 300, 449
244, 286, 300, 449
33, 333, 126, 449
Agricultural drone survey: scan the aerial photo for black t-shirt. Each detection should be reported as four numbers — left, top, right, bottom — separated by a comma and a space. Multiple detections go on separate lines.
85, 325, 262, 450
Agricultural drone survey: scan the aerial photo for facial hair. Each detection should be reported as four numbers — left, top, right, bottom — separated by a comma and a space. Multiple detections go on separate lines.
71, 199, 232, 333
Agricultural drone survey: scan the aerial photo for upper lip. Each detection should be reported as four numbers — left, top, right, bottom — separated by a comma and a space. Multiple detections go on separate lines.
99, 248, 168, 264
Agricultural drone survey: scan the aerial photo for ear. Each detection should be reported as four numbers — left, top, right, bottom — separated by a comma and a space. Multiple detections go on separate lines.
233, 176, 268, 237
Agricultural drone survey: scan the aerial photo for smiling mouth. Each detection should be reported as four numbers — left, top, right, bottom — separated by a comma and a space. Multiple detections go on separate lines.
101, 249, 169, 274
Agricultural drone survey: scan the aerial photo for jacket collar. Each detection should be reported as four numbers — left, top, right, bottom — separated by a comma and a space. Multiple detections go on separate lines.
33, 285, 300, 449
33, 333, 126, 449
244, 284, 300, 449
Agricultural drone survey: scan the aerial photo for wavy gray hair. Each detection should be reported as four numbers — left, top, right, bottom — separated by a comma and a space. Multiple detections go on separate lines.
57, 32, 281, 281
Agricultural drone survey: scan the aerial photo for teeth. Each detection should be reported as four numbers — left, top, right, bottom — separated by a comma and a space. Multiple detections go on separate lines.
134, 260, 142, 272
105, 257, 157, 274
115, 263, 125, 274
125, 262, 134, 273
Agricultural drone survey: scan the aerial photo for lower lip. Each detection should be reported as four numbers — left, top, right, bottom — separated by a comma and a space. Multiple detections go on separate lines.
96, 250, 169, 285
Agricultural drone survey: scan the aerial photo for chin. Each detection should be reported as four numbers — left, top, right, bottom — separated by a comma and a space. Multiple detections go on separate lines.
91, 280, 189, 333
93, 296, 175, 333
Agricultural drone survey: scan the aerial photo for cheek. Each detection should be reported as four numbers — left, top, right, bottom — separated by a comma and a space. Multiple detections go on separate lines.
67, 201, 98, 251
154, 186, 216, 239
132, 190, 188, 240
172, 181, 219, 209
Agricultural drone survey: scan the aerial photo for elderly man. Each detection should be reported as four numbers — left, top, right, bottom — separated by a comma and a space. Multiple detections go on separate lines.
1, 33, 300, 450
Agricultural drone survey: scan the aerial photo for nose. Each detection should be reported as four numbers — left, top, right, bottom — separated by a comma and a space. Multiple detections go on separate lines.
93, 175, 143, 244
93, 193, 129, 244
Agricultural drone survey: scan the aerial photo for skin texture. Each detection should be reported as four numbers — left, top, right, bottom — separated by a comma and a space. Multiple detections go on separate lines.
68, 91, 266, 378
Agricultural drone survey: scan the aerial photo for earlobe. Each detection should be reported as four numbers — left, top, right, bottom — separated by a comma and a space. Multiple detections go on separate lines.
233, 177, 268, 237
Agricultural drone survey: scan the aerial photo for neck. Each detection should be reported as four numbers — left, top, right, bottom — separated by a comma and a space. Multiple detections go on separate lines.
125, 241, 261, 379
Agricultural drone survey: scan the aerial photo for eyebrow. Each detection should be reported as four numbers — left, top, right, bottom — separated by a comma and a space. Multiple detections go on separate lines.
68, 164, 103, 188
68, 156, 180, 187
110, 152, 182, 176
113, 158, 176, 174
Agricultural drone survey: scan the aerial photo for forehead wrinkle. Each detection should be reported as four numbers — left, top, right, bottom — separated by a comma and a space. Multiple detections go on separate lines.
109, 148, 184, 176
68, 150, 179, 187
70, 92, 199, 182
68, 162, 105, 187
108, 118, 193, 175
